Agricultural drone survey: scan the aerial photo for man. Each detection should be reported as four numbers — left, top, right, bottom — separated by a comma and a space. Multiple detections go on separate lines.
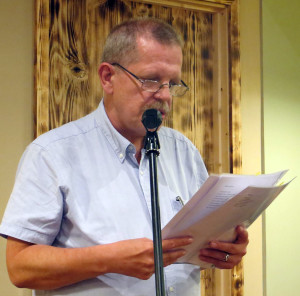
0, 18, 248, 295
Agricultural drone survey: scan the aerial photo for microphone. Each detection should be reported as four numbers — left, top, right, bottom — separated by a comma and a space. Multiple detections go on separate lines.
142, 109, 163, 131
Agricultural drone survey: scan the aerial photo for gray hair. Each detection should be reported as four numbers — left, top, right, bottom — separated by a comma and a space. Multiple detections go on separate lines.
101, 18, 183, 66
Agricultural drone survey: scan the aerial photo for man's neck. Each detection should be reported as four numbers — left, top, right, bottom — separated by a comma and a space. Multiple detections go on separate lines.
127, 136, 144, 164
103, 98, 145, 163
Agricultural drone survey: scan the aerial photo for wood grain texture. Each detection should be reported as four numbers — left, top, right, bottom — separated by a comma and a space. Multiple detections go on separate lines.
211, 11, 230, 175
201, 269, 216, 296
35, 0, 50, 137
228, 0, 242, 175
35, 0, 218, 174
228, 1, 244, 295
129, 0, 232, 13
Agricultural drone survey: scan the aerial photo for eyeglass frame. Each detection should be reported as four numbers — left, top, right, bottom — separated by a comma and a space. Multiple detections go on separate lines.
111, 62, 189, 97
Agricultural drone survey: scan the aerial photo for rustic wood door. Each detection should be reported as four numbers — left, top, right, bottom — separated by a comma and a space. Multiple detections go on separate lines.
35, 0, 243, 295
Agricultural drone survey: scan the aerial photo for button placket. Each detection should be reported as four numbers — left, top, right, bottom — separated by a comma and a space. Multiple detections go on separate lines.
139, 155, 153, 217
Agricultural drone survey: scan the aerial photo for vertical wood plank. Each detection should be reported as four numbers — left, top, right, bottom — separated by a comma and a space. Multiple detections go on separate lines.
201, 268, 216, 296
169, 7, 194, 137
228, 0, 244, 295
193, 12, 215, 173
48, 0, 98, 129
35, 0, 50, 137
228, 0, 242, 175
212, 11, 230, 175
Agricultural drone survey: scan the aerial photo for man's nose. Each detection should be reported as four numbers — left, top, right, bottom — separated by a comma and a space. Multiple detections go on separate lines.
154, 84, 172, 103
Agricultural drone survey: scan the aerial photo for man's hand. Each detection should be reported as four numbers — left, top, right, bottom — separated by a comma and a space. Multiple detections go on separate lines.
198, 226, 248, 269
108, 236, 193, 280
6, 236, 193, 290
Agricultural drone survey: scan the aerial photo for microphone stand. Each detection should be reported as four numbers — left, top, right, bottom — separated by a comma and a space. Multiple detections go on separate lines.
144, 129, 165, 296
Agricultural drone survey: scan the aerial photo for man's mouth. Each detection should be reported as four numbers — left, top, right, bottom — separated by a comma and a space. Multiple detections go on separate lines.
143, 102, 170, 120
159, 109, 166, 119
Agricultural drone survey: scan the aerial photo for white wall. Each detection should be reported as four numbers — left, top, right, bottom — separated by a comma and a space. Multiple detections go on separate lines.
0, 1, 34, 295
263, 1, 300, 295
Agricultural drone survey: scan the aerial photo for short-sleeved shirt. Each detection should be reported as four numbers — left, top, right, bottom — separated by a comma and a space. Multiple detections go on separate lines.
0, 100, 208, 296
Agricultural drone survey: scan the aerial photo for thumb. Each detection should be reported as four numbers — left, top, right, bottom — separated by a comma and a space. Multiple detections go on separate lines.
235, 226, 249, 244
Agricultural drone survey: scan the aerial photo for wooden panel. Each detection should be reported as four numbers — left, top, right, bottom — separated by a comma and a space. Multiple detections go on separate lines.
130, 0, 234, 13
35, 0, 218, 174
228, 1, 244, 295
201, 269, 216, 296
34, 0, 50, 137
228, 0, 242, 175
212, 11, 230, 174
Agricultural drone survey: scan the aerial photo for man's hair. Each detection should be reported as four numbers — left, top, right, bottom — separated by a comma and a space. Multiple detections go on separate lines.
101, 18, 183, 66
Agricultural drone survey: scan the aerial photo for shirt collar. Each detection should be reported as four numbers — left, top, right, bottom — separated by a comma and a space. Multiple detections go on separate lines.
94, 100, 135, 163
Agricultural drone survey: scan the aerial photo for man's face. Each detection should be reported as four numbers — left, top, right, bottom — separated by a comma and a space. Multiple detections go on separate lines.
105, 37, 183, 143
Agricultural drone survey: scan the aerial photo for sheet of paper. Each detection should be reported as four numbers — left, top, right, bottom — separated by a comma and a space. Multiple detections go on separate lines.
162, 170, 290, 269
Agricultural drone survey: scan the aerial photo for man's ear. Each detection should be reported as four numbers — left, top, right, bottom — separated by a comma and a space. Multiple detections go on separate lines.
98, 63, 115, 94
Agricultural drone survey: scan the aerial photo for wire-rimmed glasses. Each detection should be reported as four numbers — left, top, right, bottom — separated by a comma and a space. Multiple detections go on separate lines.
111, 63, 189, 97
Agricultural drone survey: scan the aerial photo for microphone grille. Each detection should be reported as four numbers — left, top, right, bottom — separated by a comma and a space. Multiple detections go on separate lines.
142, 109, 162, 130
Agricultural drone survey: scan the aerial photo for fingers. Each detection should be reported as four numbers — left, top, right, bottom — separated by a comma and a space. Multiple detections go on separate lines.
110, 237, 193, 280
163, 249, 187, 266
162, 236, 193, 251
161, 236, 193, 266
209, 226, 248, 254
235, 225, 249, 244
199, 249, 240, 269
199, 226, 249, 269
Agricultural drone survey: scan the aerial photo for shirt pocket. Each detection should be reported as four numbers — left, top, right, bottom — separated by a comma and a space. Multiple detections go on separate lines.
158, 185, 186, 228
172, 195, 185, 213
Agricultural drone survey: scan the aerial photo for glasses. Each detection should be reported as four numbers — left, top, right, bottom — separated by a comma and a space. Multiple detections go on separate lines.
111, 63, 189, 97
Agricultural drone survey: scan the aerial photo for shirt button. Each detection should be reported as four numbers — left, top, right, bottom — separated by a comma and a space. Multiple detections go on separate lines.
140, 171, 144, 176
169, 286, 175, 292
119, 153, 124, 159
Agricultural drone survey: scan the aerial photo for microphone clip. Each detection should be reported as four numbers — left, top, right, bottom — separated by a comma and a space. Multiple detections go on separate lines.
144, 130, 160, 155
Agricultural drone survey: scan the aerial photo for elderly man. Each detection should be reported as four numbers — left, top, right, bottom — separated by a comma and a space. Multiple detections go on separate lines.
0, 18, 248, 296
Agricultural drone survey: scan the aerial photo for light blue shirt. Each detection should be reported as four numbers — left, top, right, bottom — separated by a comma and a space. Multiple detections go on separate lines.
0, 100, 208, 296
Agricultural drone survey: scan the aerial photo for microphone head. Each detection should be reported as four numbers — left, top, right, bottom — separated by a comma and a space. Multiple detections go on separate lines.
142, 109, 163, 130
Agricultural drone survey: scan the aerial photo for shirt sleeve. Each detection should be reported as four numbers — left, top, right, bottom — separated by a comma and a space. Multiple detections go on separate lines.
0, 143, 64, 245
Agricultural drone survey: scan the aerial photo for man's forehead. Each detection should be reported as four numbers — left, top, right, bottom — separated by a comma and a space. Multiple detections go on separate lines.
135, 36, 183, 66
136, 36, 182, 53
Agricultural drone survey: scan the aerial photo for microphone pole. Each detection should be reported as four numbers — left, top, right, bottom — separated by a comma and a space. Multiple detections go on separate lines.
142, 109, 165, 296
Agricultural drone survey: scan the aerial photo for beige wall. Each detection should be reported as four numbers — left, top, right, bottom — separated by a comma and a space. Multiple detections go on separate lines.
263, 0, 300, 295
240, 0, 263, 295
0, 0, 263, 295
0, 1, 34, 295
